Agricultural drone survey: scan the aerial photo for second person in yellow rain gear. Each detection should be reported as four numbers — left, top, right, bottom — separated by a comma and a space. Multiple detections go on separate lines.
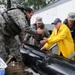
40, 18, 74, 59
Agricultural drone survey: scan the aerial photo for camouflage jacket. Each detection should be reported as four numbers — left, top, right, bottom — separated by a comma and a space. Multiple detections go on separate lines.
0, 8, 37, 43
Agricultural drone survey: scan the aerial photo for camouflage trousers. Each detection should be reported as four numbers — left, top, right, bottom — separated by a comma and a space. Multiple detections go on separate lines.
0, 35, 8, 61
0, 34, 22, 62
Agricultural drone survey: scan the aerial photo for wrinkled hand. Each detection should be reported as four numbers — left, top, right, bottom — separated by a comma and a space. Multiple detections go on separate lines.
40, 39, 47, 44
40, 46, 46, 50
21, 40, 24, 47
37, 28, 44, 34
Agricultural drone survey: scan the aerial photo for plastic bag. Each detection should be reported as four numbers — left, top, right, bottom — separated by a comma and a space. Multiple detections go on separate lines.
0, 70, 5, 75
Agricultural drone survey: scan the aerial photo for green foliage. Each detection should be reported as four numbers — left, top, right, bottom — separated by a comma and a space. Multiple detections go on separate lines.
0, 0, 58, 11
24, 0, 47, 10
0, 0, 5, 4
8, 0, 47, 11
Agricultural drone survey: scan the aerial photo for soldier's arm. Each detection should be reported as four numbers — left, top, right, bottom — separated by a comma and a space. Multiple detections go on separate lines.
24, 27, 44, 35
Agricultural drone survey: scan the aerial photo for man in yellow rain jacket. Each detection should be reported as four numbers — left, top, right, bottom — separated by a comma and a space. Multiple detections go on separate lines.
40, 18, 74, 58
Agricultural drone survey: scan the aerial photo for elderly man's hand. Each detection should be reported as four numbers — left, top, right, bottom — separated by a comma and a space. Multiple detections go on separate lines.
37, 28, 44, 34
40, 46, 46, 50
40, 39, 47, 44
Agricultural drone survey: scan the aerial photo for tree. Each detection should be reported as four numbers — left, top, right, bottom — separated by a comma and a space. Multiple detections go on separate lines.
1, 0, 58, 11
23, 0, 47, 11
0, 0, 5, 4
7, 0, 11, 9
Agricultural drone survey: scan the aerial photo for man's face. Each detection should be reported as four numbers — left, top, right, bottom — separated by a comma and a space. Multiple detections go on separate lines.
36, 23, 42, 28
54, 22, 61, 30
68, 20, 74, 25
26, 11, 33, 19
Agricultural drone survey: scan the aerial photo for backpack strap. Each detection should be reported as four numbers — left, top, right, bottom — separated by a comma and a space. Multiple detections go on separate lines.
2, 9, 22, 36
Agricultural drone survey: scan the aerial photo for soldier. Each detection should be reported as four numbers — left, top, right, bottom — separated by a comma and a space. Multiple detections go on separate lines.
0, 6, 43, 63
0, 7, 32, 62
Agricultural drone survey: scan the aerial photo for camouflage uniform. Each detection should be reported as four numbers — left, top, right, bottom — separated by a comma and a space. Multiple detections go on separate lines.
0, 14, 8, 61
0, 9, 32, 62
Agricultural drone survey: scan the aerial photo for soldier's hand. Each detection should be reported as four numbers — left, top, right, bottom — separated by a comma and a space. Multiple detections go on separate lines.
21, 40, 25, 48
37, 28, 44, 34
22, 43, 24, 48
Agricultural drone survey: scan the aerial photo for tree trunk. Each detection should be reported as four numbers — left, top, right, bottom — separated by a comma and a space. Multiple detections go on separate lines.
7, 0, 11, 9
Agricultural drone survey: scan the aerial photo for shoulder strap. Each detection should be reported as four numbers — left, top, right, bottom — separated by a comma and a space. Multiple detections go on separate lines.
2, 10, 21, 36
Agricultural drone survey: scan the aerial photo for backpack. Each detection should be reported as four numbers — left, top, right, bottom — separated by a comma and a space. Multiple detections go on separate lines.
2, 8, 22, 36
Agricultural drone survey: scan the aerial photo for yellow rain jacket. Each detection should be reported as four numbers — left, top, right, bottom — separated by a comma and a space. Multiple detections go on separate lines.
44, 24, 74, 58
